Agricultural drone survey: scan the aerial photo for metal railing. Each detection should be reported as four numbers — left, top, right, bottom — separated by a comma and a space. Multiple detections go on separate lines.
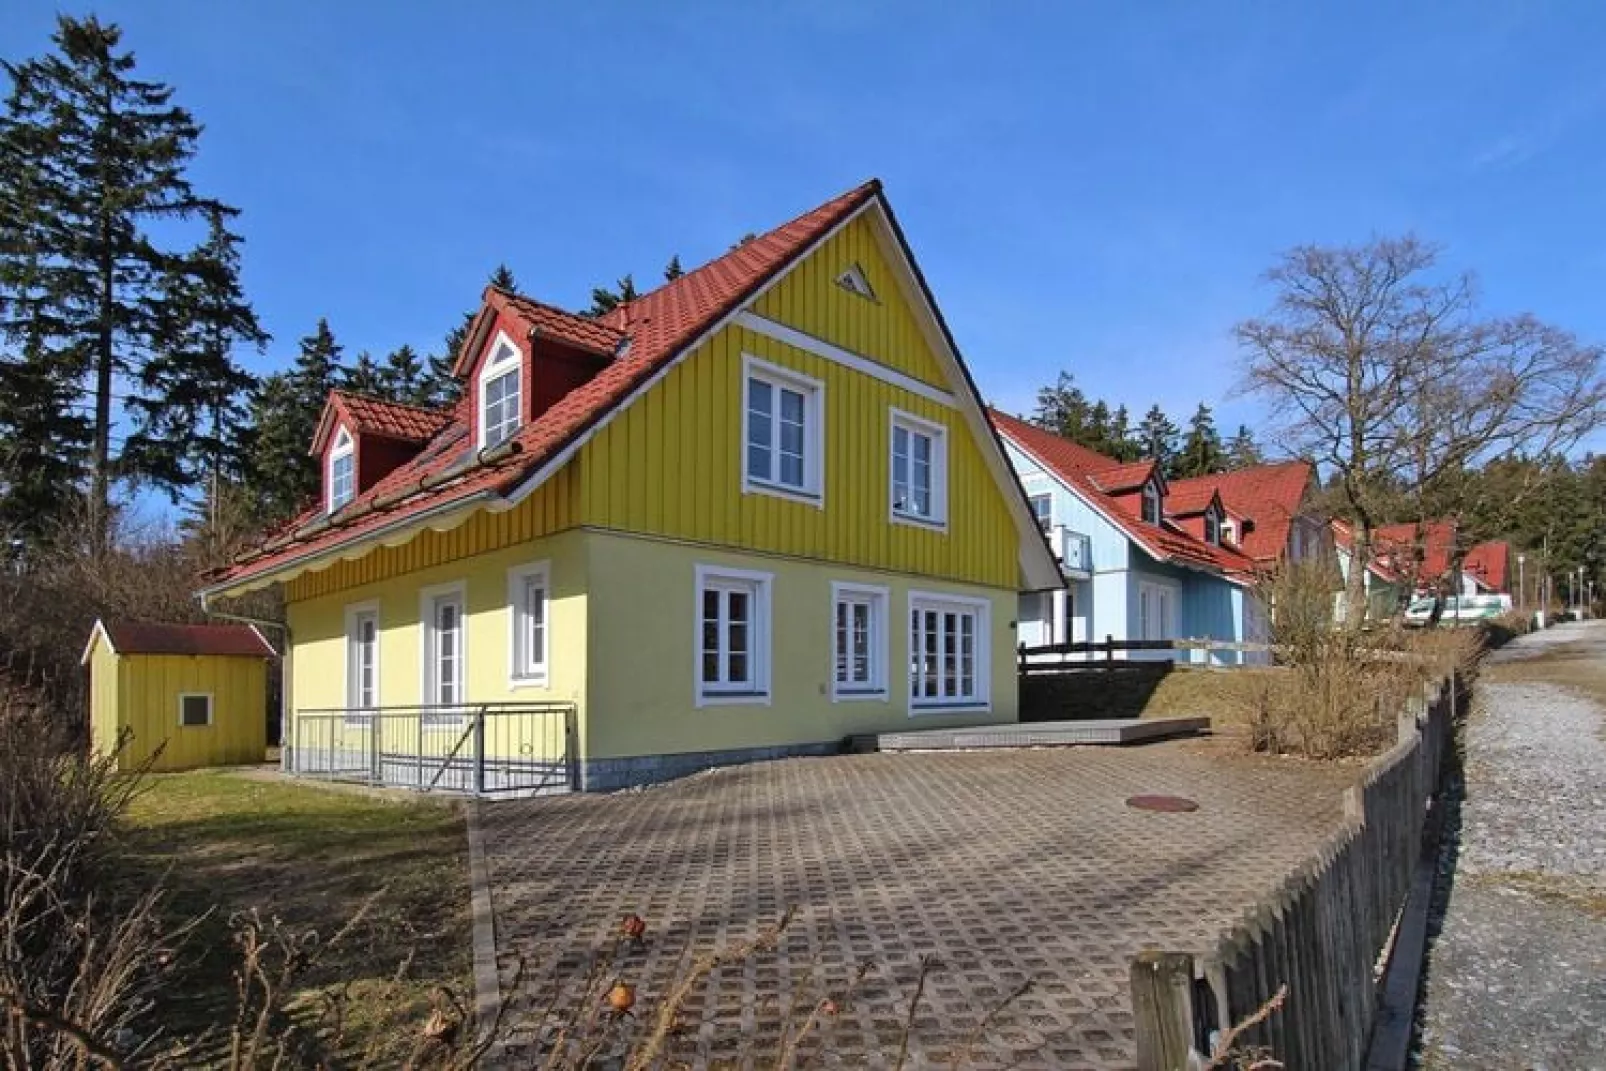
286, 701, 577, 797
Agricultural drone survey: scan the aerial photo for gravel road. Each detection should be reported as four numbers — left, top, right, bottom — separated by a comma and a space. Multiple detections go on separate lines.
1415, 621, 1606, 1070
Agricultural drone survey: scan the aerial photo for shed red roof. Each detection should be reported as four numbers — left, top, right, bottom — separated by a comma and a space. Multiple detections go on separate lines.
1168, 461, 1313, 563
989, 409, 1254, 581
92, 621, 275, 659
206, 180, 883, 591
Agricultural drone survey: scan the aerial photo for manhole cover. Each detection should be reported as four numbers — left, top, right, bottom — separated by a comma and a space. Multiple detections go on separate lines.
1126, 794, 1199, 813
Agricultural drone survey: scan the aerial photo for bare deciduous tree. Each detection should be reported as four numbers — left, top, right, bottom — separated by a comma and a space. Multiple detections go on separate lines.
1236, 235, 1606, 624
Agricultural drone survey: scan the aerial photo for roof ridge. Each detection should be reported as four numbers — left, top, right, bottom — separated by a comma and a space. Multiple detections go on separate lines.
332, 388, 452, 417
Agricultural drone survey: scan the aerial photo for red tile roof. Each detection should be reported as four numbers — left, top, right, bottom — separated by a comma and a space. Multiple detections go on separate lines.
1375, 521, 1457, 580
311, 391, 453, 455
455, 291, 628, 373
90, 620, 275, 659
1087, 460, 1158, 494
206, 180, 883, 591
1164, 483, 1222, 517
989, 409, 1254, 582
1331, 520, 1403, 582
1168, 461, 1314, 563
1463, 540, 1510, 592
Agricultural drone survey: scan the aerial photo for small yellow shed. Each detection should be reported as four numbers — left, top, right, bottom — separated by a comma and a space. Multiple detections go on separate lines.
83, 619, 275, 772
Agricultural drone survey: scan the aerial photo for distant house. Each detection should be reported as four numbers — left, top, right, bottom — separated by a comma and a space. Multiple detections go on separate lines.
989, 410, 1256, 663
1332, 521, 1410, 623
1167, 461, 1329, 569
1332, 519, 1511, 622
199, 180, 1061, 792
83, 620, 274, 772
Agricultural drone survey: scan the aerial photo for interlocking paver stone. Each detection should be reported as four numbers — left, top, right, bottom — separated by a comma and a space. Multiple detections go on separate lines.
481, 741, 1353, 1069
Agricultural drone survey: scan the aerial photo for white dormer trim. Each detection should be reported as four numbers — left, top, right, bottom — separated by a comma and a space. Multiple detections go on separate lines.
1140, 480, 1161, 526
327, 426, 355, 514
478, 331, 524, 450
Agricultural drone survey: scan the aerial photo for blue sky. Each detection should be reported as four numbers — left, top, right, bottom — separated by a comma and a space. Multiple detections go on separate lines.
6, 0, 1605, 453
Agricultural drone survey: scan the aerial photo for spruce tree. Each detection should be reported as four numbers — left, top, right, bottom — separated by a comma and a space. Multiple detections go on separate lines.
585, 274, 639, 317
664, 255, 684, 282
1225, 424, 1264, 470
1175, 403, 1225, 478
380, 344, 430, 406
124, 207, 265, 497
1031, 372, 1089, 441
342, 351, 385, 396
1109, 405, 1140, 462
0, 15, 248, 549
424, 265, 519, 407
243, 320, 340, 522
1137, 404, 1180, 471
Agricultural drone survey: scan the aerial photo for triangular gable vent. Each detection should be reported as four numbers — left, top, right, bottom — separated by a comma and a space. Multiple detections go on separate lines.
835, 263, 876, 300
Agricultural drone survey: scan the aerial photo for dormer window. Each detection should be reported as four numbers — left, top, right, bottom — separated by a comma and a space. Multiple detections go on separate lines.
1140, 481, 1160, 525
478, 334, 523, 449
1205, 507, 1221, 545
1221, 518, 1236, 546
327, 427, 355, 513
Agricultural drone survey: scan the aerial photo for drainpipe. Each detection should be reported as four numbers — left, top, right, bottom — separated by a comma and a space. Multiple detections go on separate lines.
198, 593, 292, 772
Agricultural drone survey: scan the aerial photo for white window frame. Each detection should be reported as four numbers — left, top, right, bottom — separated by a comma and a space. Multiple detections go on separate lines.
344, 600, 381, 725
1141, 481, 1161, 525
889, 408, 949, 529
1029, 492, 1053, 533
478, 331, 523, 450
327, 426, 355, 514
830, 581, 889, 702
177, 692, 213, 727
419, 580, 468, 727
907, 590, 990, 714
741, 354, 825, 506
694, 564, 773, 707
1221, 517, 1236, 546
507, 560, 550, 688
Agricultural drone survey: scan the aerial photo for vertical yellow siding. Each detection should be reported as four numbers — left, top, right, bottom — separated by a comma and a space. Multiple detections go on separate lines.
576, 323, 1017, 590
88, 635, 121, 760
285, 465, 581, 602
111, 655, 267, 772
751, 214, 949, 390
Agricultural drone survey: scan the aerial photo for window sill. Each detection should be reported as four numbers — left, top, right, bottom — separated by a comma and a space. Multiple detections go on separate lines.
697, 691, 772, 708
908, 702, 991, 717
508, 675, 550, 691
742, 478, 824, 509
832, 688, 889, 703
891, 510, 948, 533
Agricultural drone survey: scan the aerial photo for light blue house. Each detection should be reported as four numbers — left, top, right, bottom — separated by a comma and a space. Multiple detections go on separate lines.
990, 409, 1258, 663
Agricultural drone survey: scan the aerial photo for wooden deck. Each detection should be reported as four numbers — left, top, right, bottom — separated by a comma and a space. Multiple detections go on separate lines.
851, 716, 1210, 753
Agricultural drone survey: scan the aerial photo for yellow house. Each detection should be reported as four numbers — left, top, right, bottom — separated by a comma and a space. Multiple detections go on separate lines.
83, 619, 274, 772
199, 179, 1061, 792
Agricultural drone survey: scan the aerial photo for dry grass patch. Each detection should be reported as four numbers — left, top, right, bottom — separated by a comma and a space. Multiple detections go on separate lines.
120, 771, 471, 1065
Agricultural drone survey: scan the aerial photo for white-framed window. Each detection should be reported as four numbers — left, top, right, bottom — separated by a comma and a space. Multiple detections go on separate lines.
507, 561, 550, 687
1204, 507, 1221, 546
742, 355, 824, 504
831, 581, 889, 701
1029, 493, 1053, 533
327, 426, 355, 513
345, 601, 380, 724
1141, 481, 1161, 525
178, 692, 213, 727
420, 582, 467, 725
1138, 581, 1178, 641
695, 564, 772, 706
478, 333, 523, 449
890, 409, 948, 527
1221, 518, 1236, 546
908, 591, 990, 711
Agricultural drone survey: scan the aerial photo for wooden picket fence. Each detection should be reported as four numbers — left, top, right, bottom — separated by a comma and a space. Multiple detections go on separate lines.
1129, 674, 1458, 1070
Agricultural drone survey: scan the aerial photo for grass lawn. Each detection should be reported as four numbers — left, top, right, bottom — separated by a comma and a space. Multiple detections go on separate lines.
121, 769, 471, 1064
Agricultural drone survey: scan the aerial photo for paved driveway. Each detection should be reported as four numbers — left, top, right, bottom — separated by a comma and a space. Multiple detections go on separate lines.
481, 742, 1354, 1069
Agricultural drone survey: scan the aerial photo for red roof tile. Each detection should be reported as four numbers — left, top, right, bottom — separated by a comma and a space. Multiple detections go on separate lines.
1168, 462, 1314, 563
989, 409, 1254, 582
1164, 483, 1222, 517
456, 291, 628, 373
93, 620, 275, 659
1463, 540, 1510, 592
207, 180, 882, 591
311, 391, 453, 455
1088, 460, 1158, 494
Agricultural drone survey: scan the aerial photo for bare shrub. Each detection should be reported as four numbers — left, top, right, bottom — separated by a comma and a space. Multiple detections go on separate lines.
1243, 560, 1477, 759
